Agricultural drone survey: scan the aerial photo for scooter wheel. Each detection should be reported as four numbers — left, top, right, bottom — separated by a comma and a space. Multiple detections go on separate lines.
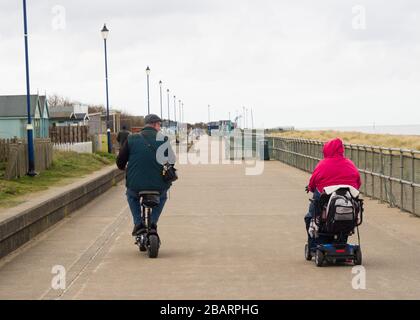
304, 244, 312, 261
315, 249, 324, 267
139, 244, 147, 252
148, 234, 159, 258
354, 248, 362, 266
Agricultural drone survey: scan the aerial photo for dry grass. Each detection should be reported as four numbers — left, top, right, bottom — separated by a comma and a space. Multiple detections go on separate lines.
269, 130, 420, 150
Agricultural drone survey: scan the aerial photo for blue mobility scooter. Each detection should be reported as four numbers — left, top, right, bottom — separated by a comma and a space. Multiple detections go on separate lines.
305, 185, 364, 267
135, 191, 161, 258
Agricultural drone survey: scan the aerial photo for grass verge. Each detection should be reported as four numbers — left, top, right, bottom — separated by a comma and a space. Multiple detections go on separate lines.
0, 151, 116, 208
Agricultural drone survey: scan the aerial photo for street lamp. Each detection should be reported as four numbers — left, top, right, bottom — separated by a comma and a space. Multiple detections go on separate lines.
159, 80, 163, 120
178, 99, 182, 124
22, 0, 36, 176
243, 106, 246, 129
146, 66, 151, 114
173, 95, 178, 143
173, 95, 177, 126
166, 89, 170, 128
208, 105, 210, 123
182, 102, 185, 123
184, 103, 188, 146
246, 108, 249, 128
101, 23, 112, 154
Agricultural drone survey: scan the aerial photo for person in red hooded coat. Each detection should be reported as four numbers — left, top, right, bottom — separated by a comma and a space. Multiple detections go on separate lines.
305, 138, 361, 247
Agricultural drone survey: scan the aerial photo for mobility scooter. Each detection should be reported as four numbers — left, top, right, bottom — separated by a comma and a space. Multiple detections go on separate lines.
305, 185, 364, 267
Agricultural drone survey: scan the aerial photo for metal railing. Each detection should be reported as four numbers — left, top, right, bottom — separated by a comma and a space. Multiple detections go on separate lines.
267, 136, 420, 217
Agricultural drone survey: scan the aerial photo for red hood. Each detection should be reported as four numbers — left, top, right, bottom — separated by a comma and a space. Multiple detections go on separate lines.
323, 138, 344, 158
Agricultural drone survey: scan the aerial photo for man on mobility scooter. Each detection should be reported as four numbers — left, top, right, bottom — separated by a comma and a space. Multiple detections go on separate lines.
117, 114, 176, 257
304, 138, 363, 266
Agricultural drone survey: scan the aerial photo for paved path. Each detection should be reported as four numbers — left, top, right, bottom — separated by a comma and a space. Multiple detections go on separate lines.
1, 138, 420, 299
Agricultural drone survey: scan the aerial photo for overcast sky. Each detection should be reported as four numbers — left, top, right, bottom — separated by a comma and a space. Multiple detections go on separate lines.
1, 0, 420, 128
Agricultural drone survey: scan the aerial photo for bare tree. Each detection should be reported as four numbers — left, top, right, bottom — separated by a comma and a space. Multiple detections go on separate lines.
88, 104, 106, 114
47, 94, 74, 108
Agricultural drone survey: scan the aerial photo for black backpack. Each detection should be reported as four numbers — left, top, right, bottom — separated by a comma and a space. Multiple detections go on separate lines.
323, 188, 362, 234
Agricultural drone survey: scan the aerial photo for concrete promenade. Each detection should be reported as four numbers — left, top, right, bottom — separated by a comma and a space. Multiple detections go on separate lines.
1, 138, 420, 299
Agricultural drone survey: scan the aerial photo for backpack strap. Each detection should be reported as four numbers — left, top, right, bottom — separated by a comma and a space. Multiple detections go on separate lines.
139, 132, 157, 153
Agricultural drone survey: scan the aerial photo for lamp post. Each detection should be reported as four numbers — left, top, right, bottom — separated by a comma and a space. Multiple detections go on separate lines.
243, 106, 246, 129
178, 99, 182, 124
251, 108, 254, 130
22, 0, 36, 176
182, 102, 185, 123
146, 66, 151, 114
174, 95, 178, 142
101, 23, 112, 154
246, 108, 249, 128
208, 105, 210, 123
174, 96, 178, 128
159, 80, 163, 120
166, 89, 170, 128
184, 103, 188, 147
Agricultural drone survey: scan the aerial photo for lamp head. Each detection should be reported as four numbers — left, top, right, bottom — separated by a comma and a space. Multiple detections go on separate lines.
101, 24, 109, 40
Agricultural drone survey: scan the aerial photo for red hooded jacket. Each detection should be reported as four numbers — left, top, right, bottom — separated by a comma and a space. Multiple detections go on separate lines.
308, 138, 361, 193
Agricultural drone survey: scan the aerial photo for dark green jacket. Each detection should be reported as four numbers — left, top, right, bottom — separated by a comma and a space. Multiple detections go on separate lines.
116, 127, 175, 192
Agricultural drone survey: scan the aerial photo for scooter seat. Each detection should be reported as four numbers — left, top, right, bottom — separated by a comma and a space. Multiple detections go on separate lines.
139, 191, 161, 208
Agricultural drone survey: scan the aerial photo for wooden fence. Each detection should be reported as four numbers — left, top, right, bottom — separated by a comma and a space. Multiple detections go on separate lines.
0, 138, 19, 162
4, 139, 53, 180
49, 125, 89, 144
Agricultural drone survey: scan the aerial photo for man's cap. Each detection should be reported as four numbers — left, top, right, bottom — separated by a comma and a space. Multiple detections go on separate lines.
144, 114, 162, 124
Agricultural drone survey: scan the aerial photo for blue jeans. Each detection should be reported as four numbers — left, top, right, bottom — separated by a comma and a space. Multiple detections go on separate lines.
126, 188, 168, 227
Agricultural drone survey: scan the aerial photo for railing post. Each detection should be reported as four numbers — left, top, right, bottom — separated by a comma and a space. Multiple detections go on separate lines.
389, 148, 393, 207
371, 146, 375, 199
306, 140, 309, 172
364, 146, 368, 195
356, 145, 360, 170
400, 149, 404, 211
379, 147, 383, 203
411, 151, 415, 215
311, 142, 314, 170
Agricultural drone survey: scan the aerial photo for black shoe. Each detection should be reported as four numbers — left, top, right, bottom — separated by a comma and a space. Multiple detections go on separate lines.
132, 224, 146, 236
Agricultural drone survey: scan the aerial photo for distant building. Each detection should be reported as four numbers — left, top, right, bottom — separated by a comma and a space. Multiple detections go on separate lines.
0, 94, 50, 139
88, 110, 121, 135
49, 104, 90, 127
207, 120, 234, 136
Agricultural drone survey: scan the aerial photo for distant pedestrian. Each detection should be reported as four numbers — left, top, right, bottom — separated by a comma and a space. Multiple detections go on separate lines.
117, 125, 130, 148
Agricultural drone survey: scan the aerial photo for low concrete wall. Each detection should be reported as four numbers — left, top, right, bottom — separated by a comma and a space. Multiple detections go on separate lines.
0, 168, 125, 259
